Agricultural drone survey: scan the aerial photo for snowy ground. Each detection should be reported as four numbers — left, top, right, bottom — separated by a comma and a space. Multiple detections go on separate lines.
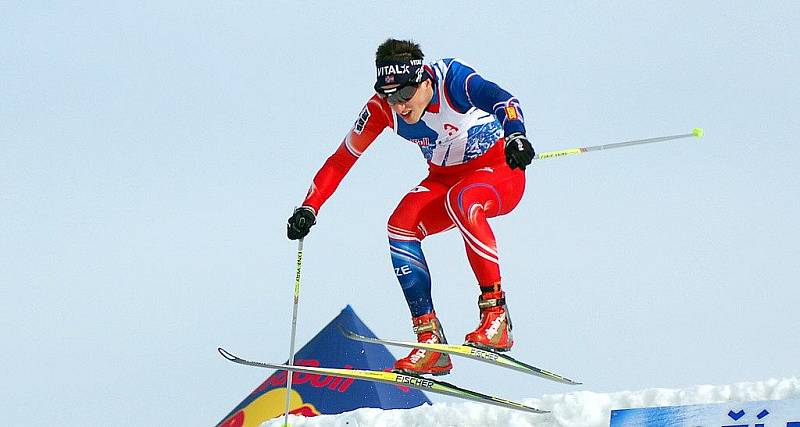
260, 377, 800, 427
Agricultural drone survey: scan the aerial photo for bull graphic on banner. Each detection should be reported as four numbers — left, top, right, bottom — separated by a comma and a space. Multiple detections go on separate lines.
217, 306, 431, 426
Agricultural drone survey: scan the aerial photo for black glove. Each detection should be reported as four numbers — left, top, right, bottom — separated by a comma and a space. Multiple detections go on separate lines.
287, 206, 316, 240
504, 132, 535, 170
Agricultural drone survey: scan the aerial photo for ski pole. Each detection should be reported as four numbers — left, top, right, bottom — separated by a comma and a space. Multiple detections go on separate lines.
534, 128, 704, 160
283, 237, 304, 427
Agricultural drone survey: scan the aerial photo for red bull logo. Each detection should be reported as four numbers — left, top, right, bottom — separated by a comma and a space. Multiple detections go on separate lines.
218, 388, 321, 427
250, 359, 356, 395
411, 136, 431, 147
218, 359, 364, 427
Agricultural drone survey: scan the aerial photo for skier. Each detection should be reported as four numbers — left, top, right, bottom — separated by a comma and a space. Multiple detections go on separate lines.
286, 39, 535, 376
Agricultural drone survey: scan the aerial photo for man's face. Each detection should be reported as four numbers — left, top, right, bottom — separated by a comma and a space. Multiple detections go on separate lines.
381, 79, 434, 124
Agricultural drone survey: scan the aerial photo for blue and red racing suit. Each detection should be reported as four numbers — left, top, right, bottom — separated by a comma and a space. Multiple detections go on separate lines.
301, 58, 529, 317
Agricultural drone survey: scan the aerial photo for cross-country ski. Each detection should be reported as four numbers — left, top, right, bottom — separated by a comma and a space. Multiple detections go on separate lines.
218, 347, 549, 414
338, 325, 581, 385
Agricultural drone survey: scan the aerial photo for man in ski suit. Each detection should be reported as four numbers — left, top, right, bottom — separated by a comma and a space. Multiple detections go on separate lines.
287, 39, 535, 376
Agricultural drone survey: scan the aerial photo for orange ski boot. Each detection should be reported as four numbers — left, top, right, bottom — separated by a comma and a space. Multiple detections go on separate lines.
464, 287, 514, 352
393, 311, 452, 376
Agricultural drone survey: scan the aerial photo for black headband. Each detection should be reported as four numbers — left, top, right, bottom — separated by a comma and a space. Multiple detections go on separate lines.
374, 59, 426, 93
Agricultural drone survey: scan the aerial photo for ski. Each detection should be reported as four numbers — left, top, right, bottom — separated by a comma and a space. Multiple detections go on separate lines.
338, 326, 581, 385
218, 347, 548, 414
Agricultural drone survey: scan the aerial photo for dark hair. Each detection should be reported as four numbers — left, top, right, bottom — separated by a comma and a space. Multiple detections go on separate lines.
375, 39, 424, 62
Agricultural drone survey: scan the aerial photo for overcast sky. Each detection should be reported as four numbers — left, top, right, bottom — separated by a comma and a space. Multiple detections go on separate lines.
2, 1, 798, 425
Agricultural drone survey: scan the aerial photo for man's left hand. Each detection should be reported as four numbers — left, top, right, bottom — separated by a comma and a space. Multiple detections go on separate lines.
504, 132, 535, 170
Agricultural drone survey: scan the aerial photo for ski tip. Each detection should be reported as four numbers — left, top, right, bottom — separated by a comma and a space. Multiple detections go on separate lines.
692, 127, 704, 138
336, 323, 358, 338
520, 405, 550, 414
544, 375, 582, 386
553, 376, 582, 385
545, 378, 581, 386
218, 347, 236, 361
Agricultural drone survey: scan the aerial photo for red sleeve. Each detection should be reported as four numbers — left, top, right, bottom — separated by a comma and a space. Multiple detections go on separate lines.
301, 96, 393, 212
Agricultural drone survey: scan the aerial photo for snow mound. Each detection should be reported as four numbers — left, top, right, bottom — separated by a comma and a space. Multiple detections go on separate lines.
260, 377, 800, 427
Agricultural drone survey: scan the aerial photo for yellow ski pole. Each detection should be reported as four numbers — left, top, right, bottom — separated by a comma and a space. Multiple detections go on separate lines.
535, 128, 704, 160
283, 237, 304, 427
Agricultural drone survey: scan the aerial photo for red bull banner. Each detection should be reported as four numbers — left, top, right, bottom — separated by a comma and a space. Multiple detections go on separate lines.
217, 305, 431, 426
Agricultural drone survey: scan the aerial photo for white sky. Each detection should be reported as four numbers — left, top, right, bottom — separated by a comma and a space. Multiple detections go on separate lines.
2, 2, 799, 426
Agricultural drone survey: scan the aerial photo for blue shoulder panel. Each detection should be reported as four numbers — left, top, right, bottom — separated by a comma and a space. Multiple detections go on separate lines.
441, 59, 475, 114
442, 59, 526, 136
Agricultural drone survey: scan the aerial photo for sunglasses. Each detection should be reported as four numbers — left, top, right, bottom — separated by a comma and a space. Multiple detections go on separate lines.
377, 83, 419, 105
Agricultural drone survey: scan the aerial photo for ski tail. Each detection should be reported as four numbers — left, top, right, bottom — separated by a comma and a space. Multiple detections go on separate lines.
217, 348, 549, 414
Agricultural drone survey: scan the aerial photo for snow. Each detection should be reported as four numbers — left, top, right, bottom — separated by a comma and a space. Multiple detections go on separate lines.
260, 377, 800, 427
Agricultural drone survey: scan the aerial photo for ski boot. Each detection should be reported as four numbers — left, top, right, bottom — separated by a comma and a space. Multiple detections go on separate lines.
464, 286, 514, 352
393, 311, 452, 376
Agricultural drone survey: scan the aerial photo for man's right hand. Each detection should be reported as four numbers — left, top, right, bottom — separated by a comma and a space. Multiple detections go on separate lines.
287, 206, 317, 240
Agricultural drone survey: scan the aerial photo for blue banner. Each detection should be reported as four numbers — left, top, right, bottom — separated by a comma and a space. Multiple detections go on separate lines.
611, 398, 800, 427
217, 305, 431, 427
